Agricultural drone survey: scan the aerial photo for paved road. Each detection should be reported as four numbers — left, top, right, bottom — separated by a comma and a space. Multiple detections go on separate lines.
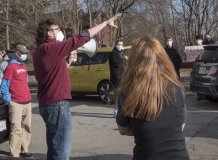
184, 92, 218, 160
0, 91, 217, 160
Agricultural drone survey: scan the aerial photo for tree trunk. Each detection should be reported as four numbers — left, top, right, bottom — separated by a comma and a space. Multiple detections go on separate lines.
87, 0, 92, 27
6, 0, 10, 50
170, 0, 179, 47
109, 6, 113, 46
72, 0, 78, 34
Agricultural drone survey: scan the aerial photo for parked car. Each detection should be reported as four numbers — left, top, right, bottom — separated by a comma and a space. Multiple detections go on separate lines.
68, 46, 131, 103
190, 44, 218, 102
0, 97, 10, 143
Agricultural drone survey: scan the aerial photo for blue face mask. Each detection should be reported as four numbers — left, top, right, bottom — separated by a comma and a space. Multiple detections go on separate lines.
19, 54, 27, 61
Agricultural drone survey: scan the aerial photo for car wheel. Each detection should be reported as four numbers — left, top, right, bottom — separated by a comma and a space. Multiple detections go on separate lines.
205, 96, 218, 102
98, 81, 113, 104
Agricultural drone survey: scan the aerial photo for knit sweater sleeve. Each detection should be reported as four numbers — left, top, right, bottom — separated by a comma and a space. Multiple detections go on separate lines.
47, 32, 90, 58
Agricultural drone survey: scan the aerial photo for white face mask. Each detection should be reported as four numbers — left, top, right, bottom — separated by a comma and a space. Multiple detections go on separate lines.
19, 54, 27, 61
196, 40, 202, 45
166, 41, 172, 46
56, 31, 64, 42
116, 45, 122, 51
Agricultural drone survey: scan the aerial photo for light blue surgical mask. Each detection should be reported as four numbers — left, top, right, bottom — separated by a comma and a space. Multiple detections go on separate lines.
19, 54, 27, 61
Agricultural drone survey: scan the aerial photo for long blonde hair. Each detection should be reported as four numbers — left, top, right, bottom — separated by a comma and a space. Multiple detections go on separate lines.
113, 36, 185, 121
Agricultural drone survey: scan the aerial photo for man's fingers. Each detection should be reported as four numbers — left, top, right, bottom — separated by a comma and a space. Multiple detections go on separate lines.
107, 13, 121, 29
109, 13, 122, 22
115, 13, 122, 17
111, 13, 122, 21
111, 25, 118, 29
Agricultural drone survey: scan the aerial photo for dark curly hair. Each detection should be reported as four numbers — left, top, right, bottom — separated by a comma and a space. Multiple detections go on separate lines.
35, 19, 58, 45
115, 39, 123, 45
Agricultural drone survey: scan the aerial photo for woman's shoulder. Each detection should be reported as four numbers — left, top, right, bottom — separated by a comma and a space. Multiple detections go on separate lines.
165, 85, 184, 105
167, 84, 183, 94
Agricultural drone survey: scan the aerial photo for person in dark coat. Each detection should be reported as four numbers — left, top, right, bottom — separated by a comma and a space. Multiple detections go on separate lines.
203, 34, 215, 45
164, 36, 182, 80
109, 39, 124, 88
196, 34, 203, 45
113, 52, 128, 118
195, 34, 204, 100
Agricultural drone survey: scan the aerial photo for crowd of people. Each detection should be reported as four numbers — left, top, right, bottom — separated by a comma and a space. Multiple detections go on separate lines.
0, 12, 217, 159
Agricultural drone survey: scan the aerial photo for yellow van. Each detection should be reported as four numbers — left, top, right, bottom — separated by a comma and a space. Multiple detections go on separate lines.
68, 46, 131, 103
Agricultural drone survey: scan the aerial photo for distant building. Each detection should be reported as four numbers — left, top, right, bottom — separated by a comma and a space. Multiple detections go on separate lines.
81, 10, 111, 47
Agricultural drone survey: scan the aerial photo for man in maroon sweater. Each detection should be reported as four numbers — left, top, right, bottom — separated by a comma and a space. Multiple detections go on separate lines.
33, 14, 121, 160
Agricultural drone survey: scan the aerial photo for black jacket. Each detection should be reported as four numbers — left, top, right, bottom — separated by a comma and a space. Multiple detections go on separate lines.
109, 47, 123, 74
202, 39, 215, 45
165, 46, 182, 71
109, 47, 123, 87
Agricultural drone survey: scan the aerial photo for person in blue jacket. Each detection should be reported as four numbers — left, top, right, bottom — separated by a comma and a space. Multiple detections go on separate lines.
1, 45, 33, 158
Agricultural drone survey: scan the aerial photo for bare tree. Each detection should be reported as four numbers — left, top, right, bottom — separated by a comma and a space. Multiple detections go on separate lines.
109, 0, 136, 40
1, 0, 218, 57
5, 0, 10, 49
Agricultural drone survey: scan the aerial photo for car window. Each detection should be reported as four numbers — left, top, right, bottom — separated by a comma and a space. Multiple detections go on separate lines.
71, 52, 110, 66
70, 53, 87, 66
197, 49, 218, 63
91, 52, 110, 64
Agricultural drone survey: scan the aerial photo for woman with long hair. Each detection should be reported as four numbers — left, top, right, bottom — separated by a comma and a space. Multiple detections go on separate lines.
114, 36, 190, 160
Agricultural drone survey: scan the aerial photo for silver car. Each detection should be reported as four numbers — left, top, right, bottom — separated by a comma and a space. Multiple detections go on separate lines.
190, 44, 218, 102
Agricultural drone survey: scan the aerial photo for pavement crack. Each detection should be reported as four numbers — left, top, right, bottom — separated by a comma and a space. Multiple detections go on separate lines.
186, 116, 218, 142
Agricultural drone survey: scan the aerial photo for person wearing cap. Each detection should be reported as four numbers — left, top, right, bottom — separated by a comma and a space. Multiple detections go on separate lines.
0, 45, 33, 158
33, 14, 122, 160
0, 46, 8, 91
